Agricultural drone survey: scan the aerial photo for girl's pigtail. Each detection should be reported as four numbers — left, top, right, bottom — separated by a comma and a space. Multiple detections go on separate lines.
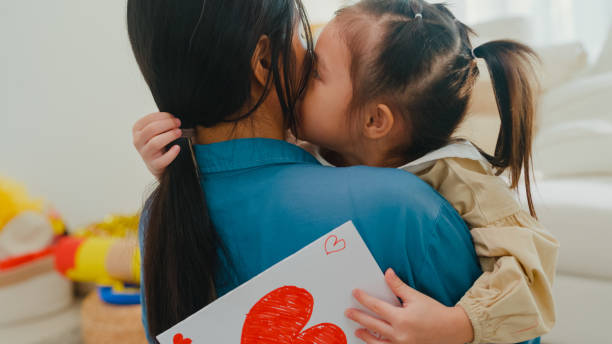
473, 40, 540, 217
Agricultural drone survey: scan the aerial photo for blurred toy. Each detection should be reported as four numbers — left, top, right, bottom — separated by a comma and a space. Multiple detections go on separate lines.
0, 176, 73, 326
56, 214, 145, 342
98, 285, 141, 305
47, 207, 68, 236
73, 213, 139, 238
0, 177, 43, 231
54, 213, 141, 301
55, 235, 140, 288
0, 177, 60, 261
0, 254, 73, 325
0, 176, 67, 263
0, 211, 54, 260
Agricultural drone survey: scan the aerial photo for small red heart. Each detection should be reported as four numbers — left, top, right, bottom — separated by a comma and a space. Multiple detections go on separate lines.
241, 286, 346, 344
173, 333, 192, 344
324, 235, 346, 255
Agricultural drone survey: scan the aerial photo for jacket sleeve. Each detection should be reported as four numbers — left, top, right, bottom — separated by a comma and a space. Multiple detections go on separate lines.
416, 158, 559, 343
458, 214, 559, 343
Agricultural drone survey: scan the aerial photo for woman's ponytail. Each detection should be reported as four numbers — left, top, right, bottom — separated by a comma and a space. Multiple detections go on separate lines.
473, 40, 540, 217
143, 137, 221, 340
128, 0, 314, 340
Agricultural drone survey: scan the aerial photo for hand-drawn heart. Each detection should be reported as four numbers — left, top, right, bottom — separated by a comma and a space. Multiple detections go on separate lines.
173, 333, 192, 344
241, 286, 346, 344
324, 235, 346, 255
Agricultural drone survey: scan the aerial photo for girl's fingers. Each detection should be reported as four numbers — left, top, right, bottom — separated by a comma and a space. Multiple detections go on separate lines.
150, 145, 180, 174
355, 328, 391, 344
133, 112, 177, 133
141, 129, 182, 159
134, 117, 181, 150
345, 308, 393, 339
352, 289, 397, 320
384, 268, 419, 303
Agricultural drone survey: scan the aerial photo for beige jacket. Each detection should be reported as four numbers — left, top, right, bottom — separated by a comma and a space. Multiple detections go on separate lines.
402, 141, 559, 344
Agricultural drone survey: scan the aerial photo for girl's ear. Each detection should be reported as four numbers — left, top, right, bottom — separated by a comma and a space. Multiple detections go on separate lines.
363, 104, 395, 140
251, 35, 272, 87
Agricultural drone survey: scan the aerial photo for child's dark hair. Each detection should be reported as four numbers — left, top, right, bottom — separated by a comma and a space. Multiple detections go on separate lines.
337, 0, 539, 217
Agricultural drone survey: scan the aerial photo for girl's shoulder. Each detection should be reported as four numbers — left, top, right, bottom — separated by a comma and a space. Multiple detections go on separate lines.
401, 142, 522, 227
399, 140, 490, 174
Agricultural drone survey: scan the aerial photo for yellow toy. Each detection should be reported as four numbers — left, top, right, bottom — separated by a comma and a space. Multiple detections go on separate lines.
54, 214, 141, 290
0, 176, 42, 232
0, 176, 66, 261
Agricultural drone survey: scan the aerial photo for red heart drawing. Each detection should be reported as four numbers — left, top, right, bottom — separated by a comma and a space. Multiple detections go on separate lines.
324, 235, 346, 255
241, 286, 346, 344
173, 333, 192, 344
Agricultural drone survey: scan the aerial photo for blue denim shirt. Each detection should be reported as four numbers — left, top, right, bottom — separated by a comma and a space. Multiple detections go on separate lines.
139, 138, 539, 343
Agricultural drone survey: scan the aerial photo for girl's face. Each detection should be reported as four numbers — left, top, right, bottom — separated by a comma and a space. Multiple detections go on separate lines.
298, 20, 355, 153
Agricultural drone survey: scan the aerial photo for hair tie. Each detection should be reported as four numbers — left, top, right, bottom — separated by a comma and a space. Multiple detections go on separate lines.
470, 49, 477, 59
181, 128, 196, 139
414, 13, 423, 19
181, 128, 196, 149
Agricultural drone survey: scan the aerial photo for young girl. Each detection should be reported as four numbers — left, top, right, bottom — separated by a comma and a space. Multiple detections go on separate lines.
133, 0, 558, 343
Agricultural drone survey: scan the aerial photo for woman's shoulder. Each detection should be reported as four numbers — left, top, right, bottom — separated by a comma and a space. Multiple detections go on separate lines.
286, 164, 451, 219
346, 165, 444, 199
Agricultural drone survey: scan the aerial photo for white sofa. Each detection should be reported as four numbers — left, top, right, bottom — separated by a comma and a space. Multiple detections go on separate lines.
532, 177, 612, 343
459, 19, 612, 344
531, 71, 612, 343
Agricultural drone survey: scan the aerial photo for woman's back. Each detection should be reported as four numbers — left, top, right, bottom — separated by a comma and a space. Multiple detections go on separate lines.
195, 138, 482, 304
139, 138, 482, 339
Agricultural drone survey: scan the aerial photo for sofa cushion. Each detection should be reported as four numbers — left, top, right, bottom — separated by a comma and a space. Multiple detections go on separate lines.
538, 72, 612, 129
534, 119, 612, 178
529, 177, 612, 279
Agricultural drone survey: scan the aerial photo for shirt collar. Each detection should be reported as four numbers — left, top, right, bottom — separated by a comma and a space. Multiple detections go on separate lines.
399, 140, 488, 174
194, 138, 319, 174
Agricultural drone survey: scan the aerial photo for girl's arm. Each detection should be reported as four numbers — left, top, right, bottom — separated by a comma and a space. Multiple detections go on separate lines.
346, 269, 474, 344
459, 218, 559, 343
418, 157, 559, 343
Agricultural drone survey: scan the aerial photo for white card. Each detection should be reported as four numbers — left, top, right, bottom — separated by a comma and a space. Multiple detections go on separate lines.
157, 221, 400, 344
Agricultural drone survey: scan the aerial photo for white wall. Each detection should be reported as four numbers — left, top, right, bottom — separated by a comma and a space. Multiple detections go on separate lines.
0, 1, 156, 227
304, 0, 345, 23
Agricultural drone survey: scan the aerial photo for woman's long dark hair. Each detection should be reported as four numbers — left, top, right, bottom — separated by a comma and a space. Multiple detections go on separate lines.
127, 0, 313, 340
338, 0, 540, 217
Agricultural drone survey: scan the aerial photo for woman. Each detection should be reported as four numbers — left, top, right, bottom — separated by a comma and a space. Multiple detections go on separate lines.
127, 0, 481, 343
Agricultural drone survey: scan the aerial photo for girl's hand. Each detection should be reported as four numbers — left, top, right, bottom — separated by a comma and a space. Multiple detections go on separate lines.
346, 269, 474, 344
132, 112, 182, 180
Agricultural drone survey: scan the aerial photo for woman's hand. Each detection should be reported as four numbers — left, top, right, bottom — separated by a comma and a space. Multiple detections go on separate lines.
132, 112, 182, 180
346, 269, 474, 344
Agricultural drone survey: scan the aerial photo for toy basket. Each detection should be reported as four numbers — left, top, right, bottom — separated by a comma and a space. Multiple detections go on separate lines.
81, 290, 147, 344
